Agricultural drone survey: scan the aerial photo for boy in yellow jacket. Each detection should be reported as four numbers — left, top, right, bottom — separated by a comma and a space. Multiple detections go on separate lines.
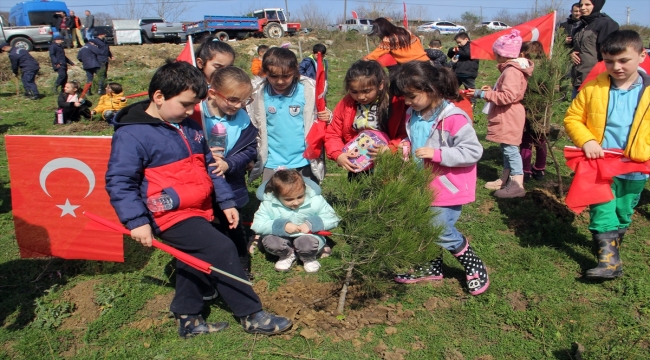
564, 30, 649, 280
92, 82, 127, 122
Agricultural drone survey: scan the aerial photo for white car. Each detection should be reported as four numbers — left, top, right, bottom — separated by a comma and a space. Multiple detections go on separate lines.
416, 21, 466, 35
480, 21, 510, 31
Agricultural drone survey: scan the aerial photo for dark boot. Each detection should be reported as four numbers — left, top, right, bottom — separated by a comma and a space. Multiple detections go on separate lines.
618, 228, 627, 246
394, 256, 443, 284
585, 231, 623, 279
240, 310, 292, 335
451, 238, 490, 295
174, 314, 228, 338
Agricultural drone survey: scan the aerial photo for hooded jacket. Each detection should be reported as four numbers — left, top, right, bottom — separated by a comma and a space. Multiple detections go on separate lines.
405, 103, 483, 207
89, 37, 112, 64
484, 58, 535, 145
49, 42, 74, 70
93, 92, 127, 118
559, 15, 581, 39
299, 54, 328, 80
77, 43, 102, 69
364, 34, 429, 64
571, 0, 619, 87
447, 41, 479, 78
105, 101, 236, 234
425, 48, 450, 68
8, 47, 40, 75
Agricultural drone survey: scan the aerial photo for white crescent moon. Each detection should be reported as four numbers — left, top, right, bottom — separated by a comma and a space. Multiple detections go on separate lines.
530, 27, 540, 41
39, 158, 95, 198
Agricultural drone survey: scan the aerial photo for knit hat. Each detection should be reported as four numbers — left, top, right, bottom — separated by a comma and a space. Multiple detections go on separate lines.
54, 35, 65, 40
492, 29, 522, 59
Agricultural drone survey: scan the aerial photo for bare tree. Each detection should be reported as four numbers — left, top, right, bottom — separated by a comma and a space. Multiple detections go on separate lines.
146, 0, 191, 21
112, 0, 147, 20
409, 5, 430, 22
295, 0, 331, 30
238, 0, 265, 17
94, 12, 114, 26
356, 0, 398, 21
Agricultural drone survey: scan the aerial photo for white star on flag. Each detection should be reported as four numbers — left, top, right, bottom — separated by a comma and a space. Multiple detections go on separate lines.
56, 198, 80, 217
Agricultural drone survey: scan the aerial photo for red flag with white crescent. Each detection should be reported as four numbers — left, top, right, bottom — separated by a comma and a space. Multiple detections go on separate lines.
403, 2, 408, 28
470, 12, 556, 60
6, 135, 124, 262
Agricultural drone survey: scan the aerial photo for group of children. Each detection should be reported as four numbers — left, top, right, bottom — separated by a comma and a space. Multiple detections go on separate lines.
100, 26, 650, 338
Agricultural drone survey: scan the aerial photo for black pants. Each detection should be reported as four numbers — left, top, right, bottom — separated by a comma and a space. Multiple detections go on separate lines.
214, 208, 250, 272
96, 62, 108, 93
21, 71, 39, 96
54, 67, 68, 90
160, 217, 262, 316
457, 76, 476, 104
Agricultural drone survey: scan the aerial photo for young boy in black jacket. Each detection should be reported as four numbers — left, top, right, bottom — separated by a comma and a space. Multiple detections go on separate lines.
2, 42, 40, 100
448, 32, 479, 102
49, 35, 75, 93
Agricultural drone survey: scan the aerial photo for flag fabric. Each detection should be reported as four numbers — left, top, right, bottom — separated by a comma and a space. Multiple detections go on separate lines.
303, 52, 327, 159
351, 11, 358, 20
403, 2, 408, 28
564, 146, 650, 214
470, 12, 556, 60
6, 135, 124, 261
579, 57, 650, 90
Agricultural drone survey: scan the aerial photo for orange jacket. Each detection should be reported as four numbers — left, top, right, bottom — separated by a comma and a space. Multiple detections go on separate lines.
364, 34, 429, 64
251, 57, 263, 76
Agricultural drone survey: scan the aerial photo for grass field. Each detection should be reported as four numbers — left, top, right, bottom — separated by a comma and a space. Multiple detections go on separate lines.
0, 31, 649, 359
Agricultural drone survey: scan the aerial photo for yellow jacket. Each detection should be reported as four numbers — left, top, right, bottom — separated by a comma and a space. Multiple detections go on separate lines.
93, 92, 127, 120
564, 71, 650, 162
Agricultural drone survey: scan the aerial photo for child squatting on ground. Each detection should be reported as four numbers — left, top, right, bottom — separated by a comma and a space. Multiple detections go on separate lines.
470, 29, 534, 198
564, 30, 650, 280
391, 61, 490, 296
92, 82, 126, 123
105, 61, 292, 338
57, 80, 92, 123
252, 170, 339, 273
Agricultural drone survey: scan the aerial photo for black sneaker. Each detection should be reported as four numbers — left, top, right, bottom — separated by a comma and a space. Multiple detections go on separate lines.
523, 173, 532, 183
174, 314, 228, 338
532, 169, 545, 180
240, 310, 292, 335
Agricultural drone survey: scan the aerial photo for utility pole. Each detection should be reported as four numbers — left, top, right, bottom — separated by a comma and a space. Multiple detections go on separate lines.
285, 0, 289, 20
626, 7, 632, 25
480, 6, 483, 21
344, 0, 347, 24
534, 0, 538, 17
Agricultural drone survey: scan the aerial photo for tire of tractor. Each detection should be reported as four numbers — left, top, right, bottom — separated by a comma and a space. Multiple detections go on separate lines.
263, 23, 284, 39
215, 31, 229, 41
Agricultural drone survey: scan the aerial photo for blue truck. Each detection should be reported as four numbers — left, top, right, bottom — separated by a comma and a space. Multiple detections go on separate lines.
186, 8, 300, 41
9, 1, 68, 31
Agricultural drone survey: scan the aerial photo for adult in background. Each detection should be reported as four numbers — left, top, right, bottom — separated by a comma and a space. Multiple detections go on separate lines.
570, 0, 618, 98
67, 10, 85, 48
559, 3, 582, 47
363, 17, 429, 64
84, 10, 95, 41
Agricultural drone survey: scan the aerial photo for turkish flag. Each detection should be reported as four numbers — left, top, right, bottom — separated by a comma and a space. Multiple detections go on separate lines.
351, 11, 358, 20
579, 57, 650, 90
303, 52, 327, 159
470, 12, 556, 60
6, 135, 124, 262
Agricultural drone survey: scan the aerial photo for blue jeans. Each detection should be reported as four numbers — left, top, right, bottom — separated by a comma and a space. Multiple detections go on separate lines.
501, 143, 523, 175
430, 205, 464, 251
572, 86, 580, 100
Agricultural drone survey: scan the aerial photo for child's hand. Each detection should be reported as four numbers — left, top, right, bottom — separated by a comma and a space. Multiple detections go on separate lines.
480, 85, 492, 91
120, 97, 126, 101
582, 140, 604, 159
222, 208, 239, 229
337, 153, 360, 172
210, 147, 225, 159
464, 89, 476, 98
297, 223, 310, 234
451, 57, 459, 63
91, 110, 96, 115
366, 145, 388, 159
414, 147, 434, 160
74, 102, 81, 107
565, 36, 572, 44
285, 222, 300, 234
131, 224, 154, 247
317, 108, 332, 123
570, 51, 581, 65
209, 157, 229, 177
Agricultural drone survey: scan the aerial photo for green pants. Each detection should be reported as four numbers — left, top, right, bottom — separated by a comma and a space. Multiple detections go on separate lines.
589, 177, 646, 233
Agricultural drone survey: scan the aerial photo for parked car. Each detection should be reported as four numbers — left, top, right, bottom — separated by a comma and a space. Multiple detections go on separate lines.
326, 18, 374, 34
0, 15, 53, 51
85, 26, 114, 44
480, 21, 510, 31
416, 21, 466, 35
139, 17, 186, 44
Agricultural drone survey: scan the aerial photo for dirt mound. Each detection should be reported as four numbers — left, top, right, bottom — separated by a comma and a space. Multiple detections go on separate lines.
59, 280, 100, 330
254, 276, 414, 341
128, 292, 175, 331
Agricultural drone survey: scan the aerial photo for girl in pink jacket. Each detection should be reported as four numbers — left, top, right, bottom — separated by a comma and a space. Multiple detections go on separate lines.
390, 61, 489, 296
470, 30, 534, 198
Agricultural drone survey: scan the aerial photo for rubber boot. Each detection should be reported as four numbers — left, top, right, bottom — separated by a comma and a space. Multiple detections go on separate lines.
485, 169, 510, 190
494, 174, 526, 198
585, 231, 623, 279
618, 228, 626, 246
394, 256, 443, 284
451, 238, 489, 295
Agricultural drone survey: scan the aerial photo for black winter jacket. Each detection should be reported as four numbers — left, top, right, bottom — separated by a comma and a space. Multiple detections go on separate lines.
49, 43, 74, 70
447, 42, 479, 78
9, 48, 40, 75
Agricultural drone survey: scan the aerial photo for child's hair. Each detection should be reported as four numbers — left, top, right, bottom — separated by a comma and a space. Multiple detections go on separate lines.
257, 44, 269, 55
344, 60, 391, 131
390, 61, 460, 102
264, 169, 306, 198
209, 66, 252, 93
601, 30, 644, 55
312, 43, 326, 55
195, 36, 236, 64
149, 60, 208, 100
262, 47, 299, 75
454, 32, 470, 41
370, 17, 412, 49
107, 82, 123, 94
520, 41, 545, 60
429, 39, 442, 48
67, 80, 80, 92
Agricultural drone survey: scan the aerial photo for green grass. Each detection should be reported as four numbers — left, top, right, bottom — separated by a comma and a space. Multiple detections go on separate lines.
0, 32, 649, 359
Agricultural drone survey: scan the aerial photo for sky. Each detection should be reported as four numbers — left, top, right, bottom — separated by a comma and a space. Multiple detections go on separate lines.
2, 0, 648, 26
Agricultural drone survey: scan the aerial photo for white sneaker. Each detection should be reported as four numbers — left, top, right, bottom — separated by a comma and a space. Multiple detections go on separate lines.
303, 259, 321, 273
275, 251, 296, 272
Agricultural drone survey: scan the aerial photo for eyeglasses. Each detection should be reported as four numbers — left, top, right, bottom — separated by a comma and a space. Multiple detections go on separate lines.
216, 92, 254, 106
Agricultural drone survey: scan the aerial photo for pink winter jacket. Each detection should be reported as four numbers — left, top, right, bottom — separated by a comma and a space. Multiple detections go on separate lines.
484, 58, 534, 146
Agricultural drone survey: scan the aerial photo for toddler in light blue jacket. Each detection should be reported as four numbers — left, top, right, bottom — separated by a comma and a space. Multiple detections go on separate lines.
252, 169, 339, 273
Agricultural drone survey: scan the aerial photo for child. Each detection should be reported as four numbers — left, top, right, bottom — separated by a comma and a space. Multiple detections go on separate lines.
77, 41, 103, 96
90, 29, 113, 95
425, 39, 449, 68
363, 18, 429, 64
447, 32, 479, 96
49, 35, 75, 93
57, 80, 92, 123
251, 169, 339, 273
105, 61, 291, 337
203, 66, 258, 279
324, 60, 407, 174
518, 41, 548, 182
2, 42, 40, 100
246, 47, 330, 184
471, 29, 533, 198
251, 44, 269, 79
564, 30, 649, 280
92, 82, 126, 123
390, 61, 489, 295
299, 43, 328, 80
